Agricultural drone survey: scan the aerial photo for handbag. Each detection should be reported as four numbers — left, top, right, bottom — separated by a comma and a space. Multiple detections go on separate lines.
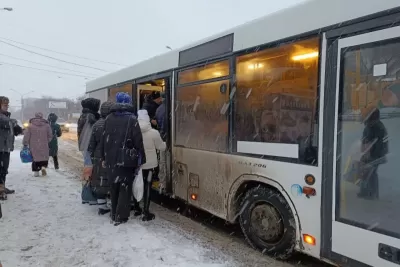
81, 181, 97, 203
20, 146, 33, 163
116, 116, 139, 168
82, 166, 93, 181
132, 167, 144, 202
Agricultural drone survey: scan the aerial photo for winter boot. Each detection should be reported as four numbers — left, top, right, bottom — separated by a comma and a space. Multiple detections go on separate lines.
41, 167, 47, 176
33, 171, 39, 177
0, 184, 7, 200
97, 199, 110, 215
98, 208, 110, 215
3, 178, 14, 194
114, 217, 128, 226
142, 171, 155, 221
5, 187, 15, 194
131, 199, 142, 216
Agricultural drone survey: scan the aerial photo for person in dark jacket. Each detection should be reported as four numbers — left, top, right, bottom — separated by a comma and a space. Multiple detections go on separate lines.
155, 92, 167, 140
100, 92, 146, 225
0, 96, 22, 200
142, 91, 162, 128
358, 106, 388, 199
88, 101, 114, 215
48, 113, 62, 170
78, 98, 101, 151
77, 98, 100, 181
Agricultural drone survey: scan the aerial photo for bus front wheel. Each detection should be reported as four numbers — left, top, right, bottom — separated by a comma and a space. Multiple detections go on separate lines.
239, 186, 296, 260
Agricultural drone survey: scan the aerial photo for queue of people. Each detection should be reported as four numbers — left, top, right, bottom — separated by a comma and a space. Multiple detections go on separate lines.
80, 91, 166, 225
0, 91, 166, 225
1, 94, 64, 201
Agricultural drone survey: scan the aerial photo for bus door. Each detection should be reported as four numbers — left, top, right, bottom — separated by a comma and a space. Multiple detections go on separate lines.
328, 25, 400, 266
136, 78, 172, 194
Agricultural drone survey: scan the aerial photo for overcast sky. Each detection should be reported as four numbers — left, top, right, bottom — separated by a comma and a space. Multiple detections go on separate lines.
0, 0, 302, 108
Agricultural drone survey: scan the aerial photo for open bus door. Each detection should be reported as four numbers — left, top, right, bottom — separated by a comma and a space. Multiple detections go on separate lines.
136, 77, 172, 195
323, 23, 400, 267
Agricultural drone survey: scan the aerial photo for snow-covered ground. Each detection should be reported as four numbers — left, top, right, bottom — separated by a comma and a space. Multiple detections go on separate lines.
0, 148, 233, 267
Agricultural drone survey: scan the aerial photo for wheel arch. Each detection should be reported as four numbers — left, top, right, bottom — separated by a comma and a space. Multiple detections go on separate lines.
225, 174, 304, 249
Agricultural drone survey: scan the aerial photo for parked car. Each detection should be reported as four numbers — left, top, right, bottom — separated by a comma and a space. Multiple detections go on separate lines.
58, 118, 71, 132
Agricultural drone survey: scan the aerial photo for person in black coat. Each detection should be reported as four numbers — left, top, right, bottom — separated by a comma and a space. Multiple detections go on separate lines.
88, 101, 114, 215
48, 113, 62, 170
0, 96, 22, 199
77, 98, 100, 187
142, 91, 162, 128
99, 93, 146, 225
77, 98, 100, 153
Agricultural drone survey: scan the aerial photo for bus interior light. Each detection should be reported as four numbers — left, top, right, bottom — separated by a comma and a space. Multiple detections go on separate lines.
213, 71, 222, 76
190, 193, 198, 200
292, 51, 319, 61
303, 234, 316, 246
248, 63, 263, 69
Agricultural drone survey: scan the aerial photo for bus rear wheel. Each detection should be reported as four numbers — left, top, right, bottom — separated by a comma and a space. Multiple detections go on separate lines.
239, 186, 296, 260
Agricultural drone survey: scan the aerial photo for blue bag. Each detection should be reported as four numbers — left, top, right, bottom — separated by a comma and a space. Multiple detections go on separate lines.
81, 181, 97, 203
20, 147, 33, 163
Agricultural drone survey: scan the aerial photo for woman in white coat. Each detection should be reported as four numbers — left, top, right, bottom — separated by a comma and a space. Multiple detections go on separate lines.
137, 109, 166, 221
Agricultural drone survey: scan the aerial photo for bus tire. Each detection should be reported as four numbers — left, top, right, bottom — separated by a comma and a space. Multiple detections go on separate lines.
239, 186, 296, 260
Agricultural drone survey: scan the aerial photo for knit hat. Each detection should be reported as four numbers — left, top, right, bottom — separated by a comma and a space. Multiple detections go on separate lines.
81, 98, 100, 112
151, 91, 161, 100
116, 92, 132, 104
48, 113, 58, 122
35, 112, 43, 119
100, 101, 113, 118
137, 109, 150, 121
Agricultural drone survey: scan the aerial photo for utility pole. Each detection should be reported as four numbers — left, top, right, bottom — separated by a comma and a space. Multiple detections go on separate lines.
21, 95, 24, 123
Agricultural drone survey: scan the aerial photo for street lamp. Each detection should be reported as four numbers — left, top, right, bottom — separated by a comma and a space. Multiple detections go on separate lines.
166, 46, 172, 51
9, 89, 34, 123
1, 7, 13, 11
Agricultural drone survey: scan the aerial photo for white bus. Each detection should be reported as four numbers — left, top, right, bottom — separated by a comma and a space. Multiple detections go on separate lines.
87, 0, 400, 265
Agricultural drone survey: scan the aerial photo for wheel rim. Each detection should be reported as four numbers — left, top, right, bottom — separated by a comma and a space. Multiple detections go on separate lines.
249, 202, 284, 244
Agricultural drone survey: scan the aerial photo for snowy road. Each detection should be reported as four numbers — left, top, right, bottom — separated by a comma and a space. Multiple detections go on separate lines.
0, 137, 324, 267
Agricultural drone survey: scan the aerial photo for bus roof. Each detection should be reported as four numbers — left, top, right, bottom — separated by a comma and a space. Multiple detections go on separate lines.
86, 0, 399, 92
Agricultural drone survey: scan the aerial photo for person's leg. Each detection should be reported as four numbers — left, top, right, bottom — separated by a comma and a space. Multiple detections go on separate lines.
32, 161, 40, 177
97, 184, 110, 215
142, 168, 155, 221
371, 165, 379, 199
110, 182, 120, 222
115, 178, 133, 225
53, 155, 59, 170
97, 197, 110, 215
41, 161, 48, 176
131, 195, 142, 216
358, 163, 376, 199
0, 152, 8, 199
0, 152, 12, 194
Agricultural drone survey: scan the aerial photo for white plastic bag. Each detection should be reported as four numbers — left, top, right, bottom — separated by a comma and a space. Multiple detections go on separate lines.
133, 168, 144, 202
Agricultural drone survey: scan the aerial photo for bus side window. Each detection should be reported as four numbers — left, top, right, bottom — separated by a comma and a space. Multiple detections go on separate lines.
233, 37, 320, 165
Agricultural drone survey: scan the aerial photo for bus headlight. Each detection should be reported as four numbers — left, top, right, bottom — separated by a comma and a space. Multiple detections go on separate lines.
65, 123, 71, 128
23, 122, 29, 128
